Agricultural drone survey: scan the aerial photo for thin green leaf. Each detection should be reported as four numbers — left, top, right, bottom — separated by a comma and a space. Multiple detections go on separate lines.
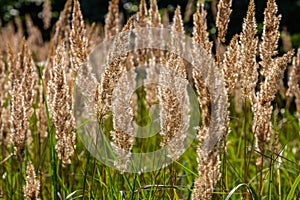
286, 173, 300, 200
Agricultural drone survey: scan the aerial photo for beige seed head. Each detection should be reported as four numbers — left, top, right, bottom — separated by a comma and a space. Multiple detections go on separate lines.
86, 22, 104, 53
96, 18, 134, 120
110, 65, 136, 172
15, 16, 24, 41
282, 27, 292, 52
169, 6, 185, 66
193, 0, 213, 54
158, 86, 182, 147
287, 49, 300, 98
259, 51, 293, 104
0, 53, 5, 128
137, 0, 148, 24
259, 0, 281, 77
42, 0, 52, 29
10, 80, 27, 158
223, 34, 240, 93
287, 49, 300, 126
53, 0, 72, 47
192, 128, 221, 200
157, 57, 189, 159
184, 0, 194, 23
239, 0, 258, 104
23, 161, 40, 200
105, 0, 120, 39
70, 0, 88, 78
253, 51, 293, 164
163, 9, 170, 28
193, 70, 211, 127
25, 14, 43, 47
216, 0, 232, 43
47, 42, 76, 166
9, 39, 37, 159
20, 41, 38, 115
149, 0, 161, 27
172, 6, 184, 34
37, 85, 48, 138
145, 59, 159, 106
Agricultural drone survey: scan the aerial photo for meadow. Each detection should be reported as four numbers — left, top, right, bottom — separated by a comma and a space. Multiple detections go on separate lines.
0, 0, 299, 199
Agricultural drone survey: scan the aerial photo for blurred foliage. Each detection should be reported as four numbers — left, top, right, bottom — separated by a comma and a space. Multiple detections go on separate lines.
1, 0, 300, 48
291, 33, 300, 48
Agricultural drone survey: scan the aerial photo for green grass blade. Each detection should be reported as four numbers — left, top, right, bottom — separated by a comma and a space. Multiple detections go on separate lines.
82, 151, 90, 200
286, 173, 300, 200
225, 183, 258, 200
36, 126, 50, 173
174, 161, 199, 178
40, 74, 58, 200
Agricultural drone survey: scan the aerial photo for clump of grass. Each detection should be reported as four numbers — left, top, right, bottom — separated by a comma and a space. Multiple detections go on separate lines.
0, 0, 299, 199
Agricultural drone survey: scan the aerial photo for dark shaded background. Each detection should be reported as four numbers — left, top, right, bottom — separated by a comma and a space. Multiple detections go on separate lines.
1, 0, 300, 48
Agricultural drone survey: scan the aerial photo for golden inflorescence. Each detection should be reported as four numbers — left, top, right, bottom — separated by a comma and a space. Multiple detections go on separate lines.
0, 0, 297, 198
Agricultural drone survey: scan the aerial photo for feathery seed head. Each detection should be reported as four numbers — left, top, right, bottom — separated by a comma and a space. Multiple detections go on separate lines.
70, 0, 88, 77
137, 0, 148, 22
23, 161, 40, 200
216, 0, 232, 43
48, 42, 76, 166
223, 34, 239, 93
259, 0, 281, 77
149, 0, 161, 27
193, 1, 213, 54
173, 6, 184, 33
42, 0, 52, 29
105, 0, 120, 39
10, 80, 27, 158
53, 0, 72, 46
287, 49, 300, 97
239, 0, 258, 104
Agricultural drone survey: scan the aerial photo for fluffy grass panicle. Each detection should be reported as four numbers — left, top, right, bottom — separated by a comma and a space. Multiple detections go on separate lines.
252, 0, 293, 166
253, 51, 293, 165
47, 42, 76, 166
23, 161, 40, 200
239, 0, 258, 105
216, 0, 232, 43
192, 129, 221, 200
0, 0, 299, 199
42, 0, 52, 30
222, 34, 240, 93
193, 0, 213, 54
10, 80, 27, 157
149, 0, 161, 27
110, 62, 136, 172
53, 0, 72, 47
287, 49, 300, 124
10, 40, 37, 158
70, 0, 88, 78
105, 0, 120, 39
259, 0, 281, 77
0, 52, 9, 140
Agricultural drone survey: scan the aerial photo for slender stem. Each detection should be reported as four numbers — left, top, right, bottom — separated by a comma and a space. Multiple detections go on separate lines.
243, 99, 252, 199
82, 151, 90, 200
259, 156, 264, 199
243, 100, 249, 183
89, 158, 96, 199
41, 74, 58, 200
277, 167, 281, 200
268, 154, 273, 200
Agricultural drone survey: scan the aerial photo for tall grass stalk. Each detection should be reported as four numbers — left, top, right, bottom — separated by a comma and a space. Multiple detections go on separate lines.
0, 0, 300, 199
41, 75, 58, 200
